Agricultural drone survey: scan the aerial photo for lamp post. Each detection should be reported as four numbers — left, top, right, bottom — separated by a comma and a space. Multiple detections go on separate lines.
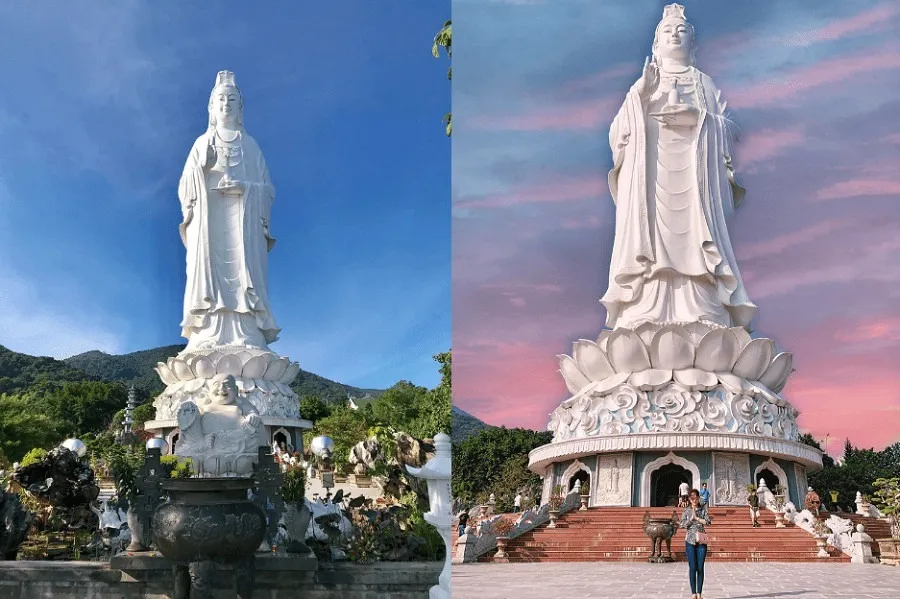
311, 435, 335, 501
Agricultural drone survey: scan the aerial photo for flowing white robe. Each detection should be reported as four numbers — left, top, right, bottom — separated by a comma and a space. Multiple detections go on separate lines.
178, 130, 280, 349
601, 67, 756, 330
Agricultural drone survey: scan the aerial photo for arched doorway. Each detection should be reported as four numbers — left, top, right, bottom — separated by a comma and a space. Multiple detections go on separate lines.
273, 430, 288, 451
757, 468, 779, 492
568, 469, 590, 493
651, 464, 692, 507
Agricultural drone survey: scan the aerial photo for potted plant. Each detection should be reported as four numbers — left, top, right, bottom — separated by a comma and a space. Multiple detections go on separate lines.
547, 485, 564, 529
772, 484, 786, 527
493, 517, 514, 559
579, 487, 590, 511
872, 477, 900, 566
280, 465, 312, 554
812, 519, 831, 558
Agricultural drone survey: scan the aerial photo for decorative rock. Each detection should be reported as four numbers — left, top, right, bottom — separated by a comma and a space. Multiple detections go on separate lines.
0, 490, 33, 560
12, 446, 99, 509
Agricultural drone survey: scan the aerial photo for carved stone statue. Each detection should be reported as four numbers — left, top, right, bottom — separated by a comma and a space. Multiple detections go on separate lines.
175, 374, 265, 476
602, 3, 755, 330
179, 70, 279, 351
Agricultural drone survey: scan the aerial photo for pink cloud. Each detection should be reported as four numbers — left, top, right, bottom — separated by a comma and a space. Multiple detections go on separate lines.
737, 220, 848, 261
558, 63, 635, 97
561, 214, 603, 229
815, 178, 900, 201
730, 48, 900, 109
835, 317, 900, 344
481, 282, 564, 293
783, 3, 900, 46
737, 127, 805, 167
454, 175, 606, 210
471, 96, 620, 132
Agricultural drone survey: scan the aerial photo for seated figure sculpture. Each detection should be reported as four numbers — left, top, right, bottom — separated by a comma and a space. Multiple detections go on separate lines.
176, 373, 264, 476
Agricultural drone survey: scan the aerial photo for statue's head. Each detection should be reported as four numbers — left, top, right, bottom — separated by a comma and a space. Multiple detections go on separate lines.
652, 4, 695, 65
208, 70, 243, 129
209, 373, 238, 405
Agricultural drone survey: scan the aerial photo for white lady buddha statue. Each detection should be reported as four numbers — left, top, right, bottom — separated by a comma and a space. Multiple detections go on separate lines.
178, 70, 280, 351
602, 4, 756, 331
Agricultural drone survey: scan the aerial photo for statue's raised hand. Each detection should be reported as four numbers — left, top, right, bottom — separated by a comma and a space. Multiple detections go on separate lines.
636, 56, 660, 100
648, 104, 700, 128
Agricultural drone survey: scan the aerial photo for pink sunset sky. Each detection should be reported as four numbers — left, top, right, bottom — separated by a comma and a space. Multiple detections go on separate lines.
452, 0, 900, 456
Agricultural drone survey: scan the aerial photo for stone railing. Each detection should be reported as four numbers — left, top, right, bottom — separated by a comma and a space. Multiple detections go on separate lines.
782, 503, 877, 563
453, 486, 582, 563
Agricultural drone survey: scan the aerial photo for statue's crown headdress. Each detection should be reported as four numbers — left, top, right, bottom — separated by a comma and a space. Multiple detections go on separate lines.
662, 4, 687, 21
214, 70, 238, 90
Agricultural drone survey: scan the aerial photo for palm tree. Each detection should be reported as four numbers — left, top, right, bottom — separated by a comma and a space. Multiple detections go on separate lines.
432, 19, 452, 136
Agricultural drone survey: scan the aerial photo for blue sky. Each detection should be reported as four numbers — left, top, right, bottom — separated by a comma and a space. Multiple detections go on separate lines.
0, 1, 450, 389
453, 0, 900, 451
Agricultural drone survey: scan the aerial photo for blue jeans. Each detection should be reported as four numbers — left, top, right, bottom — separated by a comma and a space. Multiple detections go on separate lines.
685, 542, 707, 594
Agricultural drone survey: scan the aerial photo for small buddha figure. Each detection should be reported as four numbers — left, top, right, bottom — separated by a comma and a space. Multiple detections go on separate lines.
176, 374, 264, 476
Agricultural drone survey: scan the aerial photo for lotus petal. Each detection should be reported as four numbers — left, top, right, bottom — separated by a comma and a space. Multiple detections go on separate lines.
280, 362, 301, 384
265, 357, 290, 381
596, 330, 613, 353
235, 350, 253, 365
759, 352, 793, 394
214, 354, 241, 376
674, 369, 718, 388
650, 325, 695, 370
695, 328, 740, 372
635, 322, 660, 346
184, 378, 205, 393
242, 355, 269, 379
684, 322, 712, 344
730, 327, 752, 350
156, 362, 178, 386
167, 380, 185, 394
166, 357, 177, 370
191, 356, 216, 379
236, 377, 256, 393
595, 372, 632, 394
716, 372, 747, 393
750, 382, 779, 405
628, 369, 672, 389
256, 379, 276, 394
573, 340, 615, 381
606, 329, 651, 373
206, 351, 224, 364
172, 359, 194, 382
274, 382, 294, 395
732, 338, 774, 380
559, 354, 591, 394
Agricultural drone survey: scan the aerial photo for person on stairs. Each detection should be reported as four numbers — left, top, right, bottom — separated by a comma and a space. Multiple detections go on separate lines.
679, 480, 690, 508
699, 482, 710, 508
747, 484, 761, 527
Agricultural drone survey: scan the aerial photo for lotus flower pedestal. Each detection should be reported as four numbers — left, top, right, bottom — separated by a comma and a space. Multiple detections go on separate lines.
144, 347, 312, 458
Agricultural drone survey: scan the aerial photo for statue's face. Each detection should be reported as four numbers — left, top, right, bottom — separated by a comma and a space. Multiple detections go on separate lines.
211, 375, 238, 405
213, 86, 241, 127
655, 18, 693, 59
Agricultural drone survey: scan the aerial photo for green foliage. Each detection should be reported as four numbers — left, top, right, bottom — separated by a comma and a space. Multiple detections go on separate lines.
309, 406, 372, 466
452, 426, 552, 506
0, 394, 61, 461
160, 455, 193, 479
808, 441, 900, 510
432, 20, 452, 136
344, 495, 443, 562
798, 433, 835, 468
451, 406, 490, 443
20, 448, 48, 467
873, 477, 900, 538
0, 345, 95, 395
299, 395, 331, 422
104, 444, 146, 502
132, 403, 156, 427
282, 467, 307, 503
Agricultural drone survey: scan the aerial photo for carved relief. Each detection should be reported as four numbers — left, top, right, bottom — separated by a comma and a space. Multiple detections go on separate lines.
595, 453, 633, 506
794, 463, 808, 503
713, 453, 750, 506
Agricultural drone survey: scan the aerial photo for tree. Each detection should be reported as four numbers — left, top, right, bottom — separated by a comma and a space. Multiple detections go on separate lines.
308, 406, 372, 467
798, 432, 835, 468
452, 426, 552, 505
299, 395, 331, 422
0, 394, 61, 462
432, 19, 452, 136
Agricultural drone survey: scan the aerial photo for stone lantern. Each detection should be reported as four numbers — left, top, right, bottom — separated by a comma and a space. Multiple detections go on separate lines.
407, 432, 451, 599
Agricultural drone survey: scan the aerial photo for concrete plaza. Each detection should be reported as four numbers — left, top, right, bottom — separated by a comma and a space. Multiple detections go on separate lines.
452, 562, 900, 599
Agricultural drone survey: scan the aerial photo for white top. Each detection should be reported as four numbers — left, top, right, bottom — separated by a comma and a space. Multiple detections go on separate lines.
514, 494, 522, 506
679, 482, 690, 495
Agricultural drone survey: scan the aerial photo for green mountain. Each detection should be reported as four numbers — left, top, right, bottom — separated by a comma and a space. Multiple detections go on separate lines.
64, 345, 383, 403
451, 405, 492, 443
0, 344, 99, 395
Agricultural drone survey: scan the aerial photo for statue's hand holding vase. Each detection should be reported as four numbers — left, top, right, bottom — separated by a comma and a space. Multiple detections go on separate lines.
648, 104, 700, 129
216, 179, 246, 196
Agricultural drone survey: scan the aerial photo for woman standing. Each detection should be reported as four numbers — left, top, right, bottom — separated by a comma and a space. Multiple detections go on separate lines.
681, 488, 711, 599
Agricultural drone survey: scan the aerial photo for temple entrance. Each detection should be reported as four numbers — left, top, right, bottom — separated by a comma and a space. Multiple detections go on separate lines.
568, 470, 590, 494
273, 431, 288, 451
651, 464, 692, 507
757, 468, 779, 492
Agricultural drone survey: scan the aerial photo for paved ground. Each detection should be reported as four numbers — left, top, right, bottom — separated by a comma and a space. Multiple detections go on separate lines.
453, 562, 900, 598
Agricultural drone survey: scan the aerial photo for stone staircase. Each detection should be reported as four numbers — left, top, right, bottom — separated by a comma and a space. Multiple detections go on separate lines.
819, 511, 893, 561
479, 507, 851, 563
